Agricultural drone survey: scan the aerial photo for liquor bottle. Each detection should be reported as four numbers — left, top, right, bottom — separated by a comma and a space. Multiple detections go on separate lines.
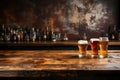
119, 30, 120, 40
63, 33, 68, 41
41, 26, 52, 41
46, 26, 52, 41
0, 24, 3, 41
10, 27, 13, 42
11, 29, 18, 42
56, 33, 61, 41
36, 28, 41, 41
23, 27, 30, 42
42, 31, 47, 41
5, 26, 11, 41
30, 27, 36, 42
0, 24, 5, 41
51, 31, 56, 42
23, 27, 27, 42
108, 25, 119, 40
18, 27, 23, 42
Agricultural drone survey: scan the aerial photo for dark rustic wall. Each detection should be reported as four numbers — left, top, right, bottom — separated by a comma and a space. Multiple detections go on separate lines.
0, 0, 119, 40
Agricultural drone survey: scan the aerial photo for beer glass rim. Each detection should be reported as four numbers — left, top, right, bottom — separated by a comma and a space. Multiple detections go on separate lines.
99, 37, 109, 41
78, 40, 88, 44
90, 38, 99, 42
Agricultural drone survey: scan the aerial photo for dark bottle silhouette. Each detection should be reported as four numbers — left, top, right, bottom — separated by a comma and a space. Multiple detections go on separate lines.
108, 25, 119, 40
41, 26, 52, 41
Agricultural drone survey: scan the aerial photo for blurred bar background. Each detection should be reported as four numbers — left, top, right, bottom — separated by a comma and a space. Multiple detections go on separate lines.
0, 0, 120, 41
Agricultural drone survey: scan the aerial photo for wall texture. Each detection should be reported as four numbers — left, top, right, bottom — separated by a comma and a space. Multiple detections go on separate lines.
0, 0, 119, 40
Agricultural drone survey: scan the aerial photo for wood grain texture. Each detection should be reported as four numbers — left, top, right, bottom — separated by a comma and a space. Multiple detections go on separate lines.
0, 50, 120, 70
0, 50, 120, 77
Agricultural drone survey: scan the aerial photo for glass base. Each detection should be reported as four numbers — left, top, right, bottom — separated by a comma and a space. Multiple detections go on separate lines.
90, 55, 98, 58
78, 54, 86, 58
99, 55, 108, 58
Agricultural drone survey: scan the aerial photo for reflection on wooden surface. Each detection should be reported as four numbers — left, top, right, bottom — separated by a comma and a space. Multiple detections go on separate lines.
0, 50, 120, 71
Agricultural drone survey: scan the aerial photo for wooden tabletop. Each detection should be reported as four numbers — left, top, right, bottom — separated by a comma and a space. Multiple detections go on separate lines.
0, 50, 120, 77
0, 50, 120, 70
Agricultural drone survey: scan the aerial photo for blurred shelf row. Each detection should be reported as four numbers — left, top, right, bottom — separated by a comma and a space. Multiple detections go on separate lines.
0, 40, 119, 46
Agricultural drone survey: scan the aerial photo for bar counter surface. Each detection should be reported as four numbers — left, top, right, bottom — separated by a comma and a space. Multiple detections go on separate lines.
0, 40, 120, 46
0, 40, 120, 50
0, 50, 120, 78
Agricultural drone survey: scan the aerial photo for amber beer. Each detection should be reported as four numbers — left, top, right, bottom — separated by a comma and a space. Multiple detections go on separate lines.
99, 37, 109, 58
89, 38, 99, 58
78, 40, 88, 58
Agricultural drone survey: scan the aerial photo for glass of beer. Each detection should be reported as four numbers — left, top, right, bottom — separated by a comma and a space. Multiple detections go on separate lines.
89, 38, 100, 58
78, 40, 88, 58
99, 37, 109, 58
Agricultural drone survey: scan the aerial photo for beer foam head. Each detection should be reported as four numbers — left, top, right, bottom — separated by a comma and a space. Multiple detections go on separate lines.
78, 40, 88, 44
99, 37, 109, 41
90, 38, 99, 43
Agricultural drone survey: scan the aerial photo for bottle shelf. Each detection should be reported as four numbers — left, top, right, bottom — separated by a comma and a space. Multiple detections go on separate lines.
0, 41, 119, 46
